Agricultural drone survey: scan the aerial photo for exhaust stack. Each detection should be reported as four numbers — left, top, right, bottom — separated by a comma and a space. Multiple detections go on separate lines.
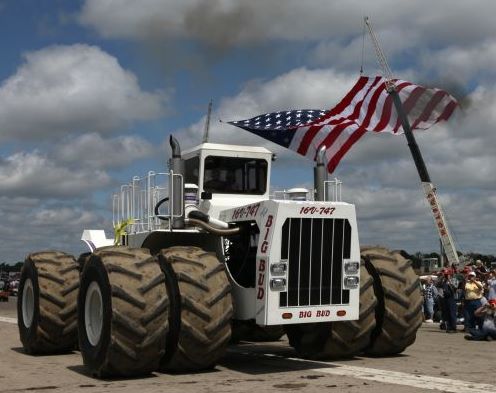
314, 145, 327, 201
169, 135, 185, 229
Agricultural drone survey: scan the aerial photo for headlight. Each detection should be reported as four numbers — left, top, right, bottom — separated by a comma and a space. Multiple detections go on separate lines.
270, 262, 287, 275
344, 261, 360, 274
344, 276, 359, 288
270, 278, 286, 291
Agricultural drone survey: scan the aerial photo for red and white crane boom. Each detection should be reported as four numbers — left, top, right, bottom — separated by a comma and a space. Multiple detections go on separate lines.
364, 17, 460, 266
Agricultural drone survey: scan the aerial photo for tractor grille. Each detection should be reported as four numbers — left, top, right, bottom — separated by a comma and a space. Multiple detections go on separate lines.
279, 218, 351, 307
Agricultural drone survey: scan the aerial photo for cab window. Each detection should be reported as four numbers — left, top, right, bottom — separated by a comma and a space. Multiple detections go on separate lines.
203, 156, 267, 194
184, 156, 200, 185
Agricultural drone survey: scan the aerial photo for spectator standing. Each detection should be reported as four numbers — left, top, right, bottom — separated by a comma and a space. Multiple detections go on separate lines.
475, 260, 488, 276
464, 271, 484, 329
423, 277, 438, 322
464, 298, 496, 341
487, 270, 496, 301
439, 269, 457, 333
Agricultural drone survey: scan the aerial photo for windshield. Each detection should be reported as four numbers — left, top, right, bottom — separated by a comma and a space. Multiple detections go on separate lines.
203, 156, 267, 194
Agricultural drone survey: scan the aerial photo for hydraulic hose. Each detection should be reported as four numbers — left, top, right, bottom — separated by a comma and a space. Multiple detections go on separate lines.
154, 197, 169, 220
187, 209, 229, 229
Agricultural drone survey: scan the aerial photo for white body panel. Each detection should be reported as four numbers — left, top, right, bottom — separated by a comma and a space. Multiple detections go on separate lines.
81, 230, 114, 252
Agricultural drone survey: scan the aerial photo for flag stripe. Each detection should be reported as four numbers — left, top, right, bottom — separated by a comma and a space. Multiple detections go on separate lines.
372, 81, 411, 131
410, 90, 447, 129
326, 76, 372, 117
297, 78, 378, 155
393, 86, 426, 132
313, 120, 356, 160
436, 100, 458, 123
303, 77, 383, 159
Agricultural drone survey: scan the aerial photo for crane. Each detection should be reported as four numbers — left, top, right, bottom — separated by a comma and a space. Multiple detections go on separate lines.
364, 17, 460, 267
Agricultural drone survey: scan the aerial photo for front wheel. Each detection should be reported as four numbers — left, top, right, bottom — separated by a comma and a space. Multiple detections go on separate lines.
158, 246, 233, 372
78, 247, 169, 377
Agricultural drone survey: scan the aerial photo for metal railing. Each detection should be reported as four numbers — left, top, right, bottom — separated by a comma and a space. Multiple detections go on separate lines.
112, 171, 183, 234
324, 178, 342, 202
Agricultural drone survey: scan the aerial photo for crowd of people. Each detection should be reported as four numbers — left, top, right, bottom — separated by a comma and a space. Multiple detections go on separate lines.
0, 275, 19, 296
421, 260, 496, 342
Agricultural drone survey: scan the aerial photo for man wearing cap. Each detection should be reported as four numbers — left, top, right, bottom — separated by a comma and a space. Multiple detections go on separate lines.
439, 268, 457, 332
465, 299, 496, 341
464, 271, 484, 330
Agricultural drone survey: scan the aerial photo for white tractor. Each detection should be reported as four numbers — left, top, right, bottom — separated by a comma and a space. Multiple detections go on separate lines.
17, 136, 422, 377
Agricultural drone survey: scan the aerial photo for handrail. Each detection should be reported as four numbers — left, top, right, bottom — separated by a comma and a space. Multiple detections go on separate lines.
112, 171, 182, 234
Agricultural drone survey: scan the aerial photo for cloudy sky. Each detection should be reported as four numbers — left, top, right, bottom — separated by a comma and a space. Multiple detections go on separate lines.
1, 0, 495, 262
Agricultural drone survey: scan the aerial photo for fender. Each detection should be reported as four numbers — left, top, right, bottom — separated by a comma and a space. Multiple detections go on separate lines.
81, 230, 114, 252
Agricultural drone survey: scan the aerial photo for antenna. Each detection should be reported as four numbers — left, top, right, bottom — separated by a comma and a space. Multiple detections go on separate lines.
202, 100, 213, 143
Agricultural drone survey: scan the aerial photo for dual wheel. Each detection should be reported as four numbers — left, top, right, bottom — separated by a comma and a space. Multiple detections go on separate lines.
18, 246, 232, 377
285, 246, 423, 359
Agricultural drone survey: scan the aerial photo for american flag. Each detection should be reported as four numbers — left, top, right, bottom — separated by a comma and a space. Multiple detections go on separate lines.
229, 109, 328, 148
229, 76, 458, 173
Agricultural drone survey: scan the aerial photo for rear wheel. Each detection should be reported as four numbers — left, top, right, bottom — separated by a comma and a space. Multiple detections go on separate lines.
158, 246, 233, 371
363, 246, 423, 356
78, 246, 169, 377
284, 261, 377, 359
18, 251, 79, 354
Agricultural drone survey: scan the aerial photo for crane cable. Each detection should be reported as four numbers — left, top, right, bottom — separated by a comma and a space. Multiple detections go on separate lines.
360, 20, 366, 75
363, 16, 395, 91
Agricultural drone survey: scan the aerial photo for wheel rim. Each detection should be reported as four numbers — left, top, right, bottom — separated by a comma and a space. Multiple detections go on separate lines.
22, 278, 35, 328
85, 281, 103, 346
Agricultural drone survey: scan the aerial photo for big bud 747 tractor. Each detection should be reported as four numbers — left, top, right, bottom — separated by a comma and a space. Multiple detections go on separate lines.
17, 136, 422, 377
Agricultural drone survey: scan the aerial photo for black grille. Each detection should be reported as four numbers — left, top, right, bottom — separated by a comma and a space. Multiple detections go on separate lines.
280, 218, 351, 307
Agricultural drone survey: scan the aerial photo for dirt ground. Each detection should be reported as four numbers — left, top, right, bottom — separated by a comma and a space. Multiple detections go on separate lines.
1, 297, 495, 393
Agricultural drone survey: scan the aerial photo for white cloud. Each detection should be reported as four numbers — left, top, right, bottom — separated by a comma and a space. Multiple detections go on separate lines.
421, 41, 496, 83
0, 44, 167, 142
79, 0, 496, 48
0, 197, 110, 262
0, 151, 110, 198
55, 133, 158, 168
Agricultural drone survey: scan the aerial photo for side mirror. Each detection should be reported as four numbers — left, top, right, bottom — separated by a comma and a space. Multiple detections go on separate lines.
201, 191, 212, 200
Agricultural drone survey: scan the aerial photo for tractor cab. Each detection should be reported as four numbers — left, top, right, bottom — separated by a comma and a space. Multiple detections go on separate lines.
182, 143, 273, 218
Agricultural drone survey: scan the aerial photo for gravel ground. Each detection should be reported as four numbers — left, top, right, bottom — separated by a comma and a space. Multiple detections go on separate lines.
1, 299, 495, 393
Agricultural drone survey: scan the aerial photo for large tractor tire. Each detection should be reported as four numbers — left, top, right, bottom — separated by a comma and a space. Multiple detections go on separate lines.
158, 246, 233, 372
284, 261, 377, 359
231, 321, 285, 343
78, 246, 169, 377
18, 251, 79, 354
363, 246, 423, 356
